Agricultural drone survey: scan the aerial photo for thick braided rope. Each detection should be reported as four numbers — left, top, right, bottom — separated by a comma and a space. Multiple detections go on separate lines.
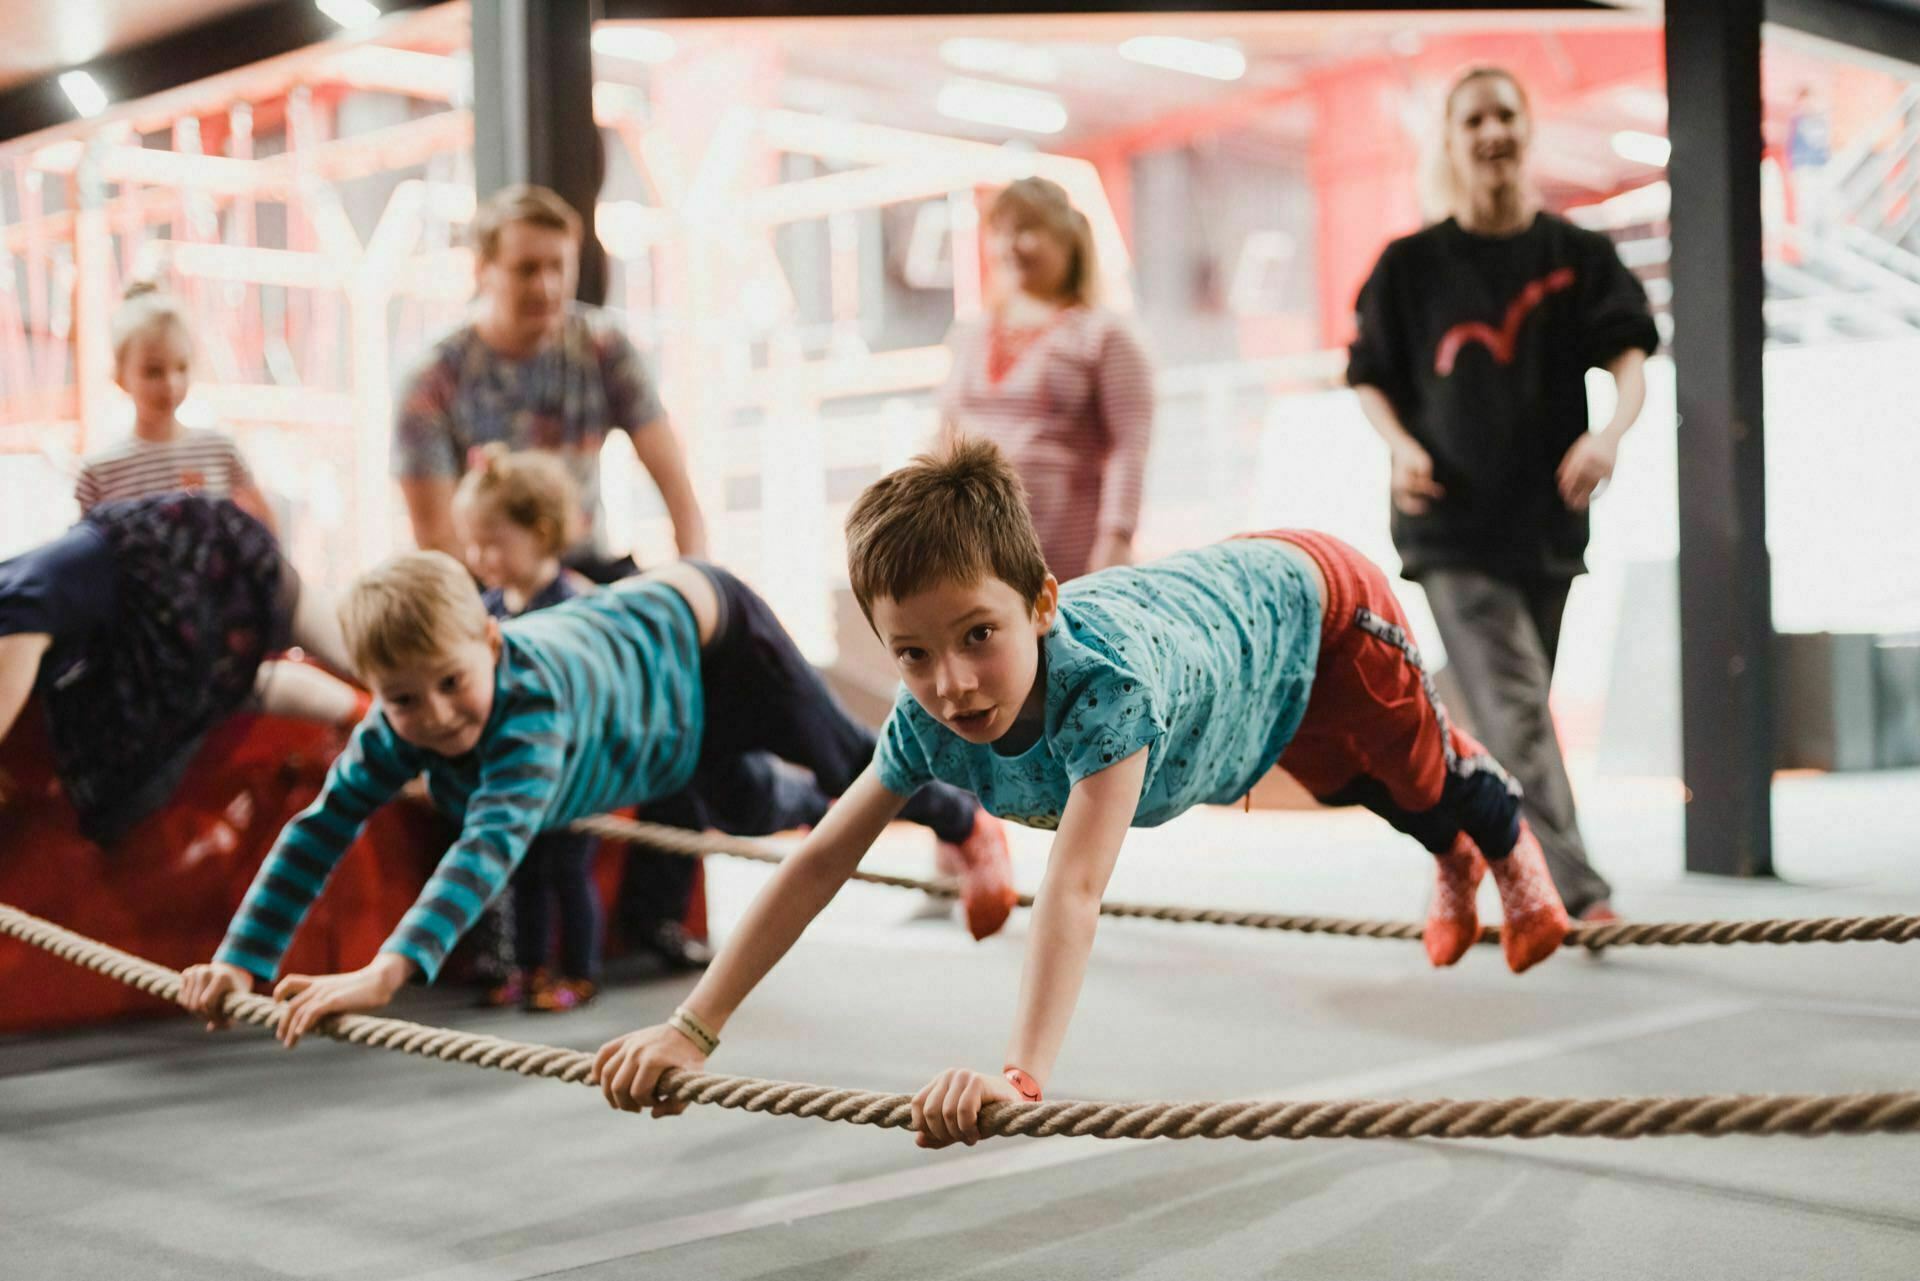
6, 901, 1919, 1141
568, 815, 1920, 951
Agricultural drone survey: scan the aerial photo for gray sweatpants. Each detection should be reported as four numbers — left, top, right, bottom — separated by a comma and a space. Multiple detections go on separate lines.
1421, 568, 1613, 916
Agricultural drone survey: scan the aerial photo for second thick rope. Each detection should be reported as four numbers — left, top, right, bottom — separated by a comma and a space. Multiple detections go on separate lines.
568, 814, 1920, 951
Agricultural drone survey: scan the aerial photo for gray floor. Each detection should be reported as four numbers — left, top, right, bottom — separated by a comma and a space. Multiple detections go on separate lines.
4, 768, 1918, 1280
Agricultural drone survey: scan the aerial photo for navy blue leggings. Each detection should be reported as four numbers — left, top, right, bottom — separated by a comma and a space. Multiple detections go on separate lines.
512, 829, 601, 980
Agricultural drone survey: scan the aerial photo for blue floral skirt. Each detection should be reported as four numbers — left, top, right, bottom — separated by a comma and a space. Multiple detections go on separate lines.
51, 495, 288, 844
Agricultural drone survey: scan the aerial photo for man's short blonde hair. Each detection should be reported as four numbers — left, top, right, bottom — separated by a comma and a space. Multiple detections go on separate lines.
340, 551, 490, 676
471, 184, 582, 263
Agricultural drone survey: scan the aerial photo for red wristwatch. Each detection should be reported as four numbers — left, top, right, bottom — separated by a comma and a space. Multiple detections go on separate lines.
1003, 1066, 1042, 1102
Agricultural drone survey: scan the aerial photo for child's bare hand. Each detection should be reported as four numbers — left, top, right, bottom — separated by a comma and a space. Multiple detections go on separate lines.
910, 1068, 1021, 1150
592, 1025, 707, 1116
179, 961, 255, 1031
271, 955, 410, 1049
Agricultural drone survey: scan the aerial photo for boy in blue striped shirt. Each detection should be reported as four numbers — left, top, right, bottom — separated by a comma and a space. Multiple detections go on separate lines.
179, 552, 1009, 1045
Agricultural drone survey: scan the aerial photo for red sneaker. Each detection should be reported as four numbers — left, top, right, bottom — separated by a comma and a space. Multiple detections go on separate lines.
1424, 834, 1486, 968
527, 974, 598, 1012
480, 969, 531, 1009
937, 810, 1018, 940
1486, 822, 1571, 974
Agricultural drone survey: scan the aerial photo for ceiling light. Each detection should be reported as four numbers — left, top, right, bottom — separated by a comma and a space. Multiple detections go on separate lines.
58, 71, 108, 119
936, 79, 1066, 135
1611, 130, 1671, 168
1118, 36, 1246, 82
592, 26, 677, 64
316, 0, 382, 29
938, 38, 1059, 84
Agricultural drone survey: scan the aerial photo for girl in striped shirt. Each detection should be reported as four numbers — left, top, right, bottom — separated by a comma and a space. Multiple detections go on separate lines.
74, 282, 275, 532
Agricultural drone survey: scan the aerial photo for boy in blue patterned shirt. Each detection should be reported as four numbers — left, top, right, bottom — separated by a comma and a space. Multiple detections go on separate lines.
178, 551, 1006, 1045
593, 439, 1568, 1147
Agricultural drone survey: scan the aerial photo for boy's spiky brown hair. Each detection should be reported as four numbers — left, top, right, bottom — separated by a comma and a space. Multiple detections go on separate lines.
844, 436, 1050, 623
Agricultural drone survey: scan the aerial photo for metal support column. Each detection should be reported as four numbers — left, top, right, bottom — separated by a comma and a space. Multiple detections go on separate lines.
1664, 0, 1775, 876
471, 0, 608, 304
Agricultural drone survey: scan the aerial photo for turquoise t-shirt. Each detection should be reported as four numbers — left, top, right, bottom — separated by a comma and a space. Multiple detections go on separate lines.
874, 538, 1322, 830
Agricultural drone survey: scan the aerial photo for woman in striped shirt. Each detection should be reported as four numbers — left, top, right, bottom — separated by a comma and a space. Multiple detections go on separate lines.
74, 282, 275, 532
940, 178, 1155, 582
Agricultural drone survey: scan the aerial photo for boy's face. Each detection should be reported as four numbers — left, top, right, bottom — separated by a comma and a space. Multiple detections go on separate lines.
872, 574, 1059, 745
368, 624, 502, 757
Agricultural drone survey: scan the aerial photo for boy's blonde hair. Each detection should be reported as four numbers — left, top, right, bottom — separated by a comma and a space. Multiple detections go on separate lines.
471, 184, 582, 263
844, 437, 1050, 624
110, 280, 194, 369
454, 444, 578, 555
988, 177, 1099, 306
340, 551, 490, 676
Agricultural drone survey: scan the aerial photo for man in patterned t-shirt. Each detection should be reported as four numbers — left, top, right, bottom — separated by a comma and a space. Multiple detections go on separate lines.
392, 184, 707, 581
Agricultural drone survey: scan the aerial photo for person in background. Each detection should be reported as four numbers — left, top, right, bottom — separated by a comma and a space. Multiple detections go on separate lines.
75, 282, 276, 534
392, 183, 707, 583
0, 494, 364, 846
940, 177, 1155, 583
452, 446, 604, 1010
1345, 65, 1660, 923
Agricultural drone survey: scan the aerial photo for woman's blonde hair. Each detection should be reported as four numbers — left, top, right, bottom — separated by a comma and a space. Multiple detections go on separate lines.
453, 443, 579, 556
110, 280, 194, 369
987, 177, 1100, 307
1420, 66, 1534, 224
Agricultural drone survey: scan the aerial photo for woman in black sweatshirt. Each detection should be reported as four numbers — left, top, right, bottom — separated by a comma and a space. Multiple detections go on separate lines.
1346, 66, 1659, 920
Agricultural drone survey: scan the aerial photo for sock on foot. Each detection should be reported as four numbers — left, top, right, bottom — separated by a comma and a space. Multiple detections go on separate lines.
1486, 822, 1570, 974
1424, 834, 1485, 968
938, 811, 1017, 940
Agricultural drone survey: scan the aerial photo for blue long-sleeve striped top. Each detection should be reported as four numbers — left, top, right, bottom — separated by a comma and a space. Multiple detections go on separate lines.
214, 579, 705, 983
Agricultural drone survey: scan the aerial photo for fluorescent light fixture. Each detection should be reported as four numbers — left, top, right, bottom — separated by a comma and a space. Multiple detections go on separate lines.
1611, 129, 1671, 168
936, 79, 1066, 135
316, 0, 382, 29
938, 38, 1059, 84
58, 71, 108, 119
592, 26, 677, 64
1118, 36, 1246, 82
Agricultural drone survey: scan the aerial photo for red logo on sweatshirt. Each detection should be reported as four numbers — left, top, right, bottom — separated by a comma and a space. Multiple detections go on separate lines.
1433, 267, 1576, 375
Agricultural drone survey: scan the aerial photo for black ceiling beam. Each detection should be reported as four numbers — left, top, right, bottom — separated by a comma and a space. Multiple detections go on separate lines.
0, 0, 449, 145
600, 0, 1609, 13
1766, 0, 1920, 64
